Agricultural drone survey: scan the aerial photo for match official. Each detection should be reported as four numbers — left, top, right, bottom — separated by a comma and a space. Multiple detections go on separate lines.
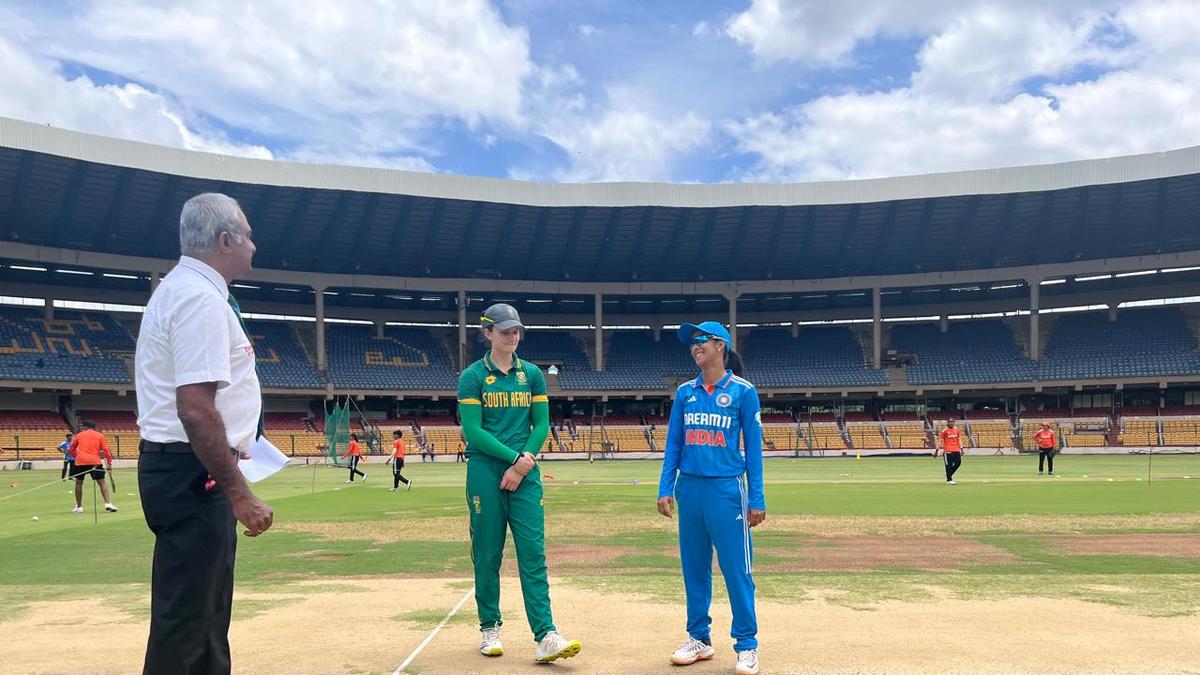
135, 193, 273, 675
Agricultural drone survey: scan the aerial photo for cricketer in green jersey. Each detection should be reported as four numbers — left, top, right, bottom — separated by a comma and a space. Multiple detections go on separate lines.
457, 303, 582, 664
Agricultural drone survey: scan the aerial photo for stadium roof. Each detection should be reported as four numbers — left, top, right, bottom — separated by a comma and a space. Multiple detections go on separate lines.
2, 116, 1200, 286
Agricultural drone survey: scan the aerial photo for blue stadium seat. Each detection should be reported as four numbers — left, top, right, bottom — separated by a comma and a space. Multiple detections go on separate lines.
326, 325, 458, 389
893, 321, 1036, 384
742, 327, 890, 387
473, 330, 590, 370
244, 320, 323, 389
0, 308, 133, 383
1039, 308, 1200, 380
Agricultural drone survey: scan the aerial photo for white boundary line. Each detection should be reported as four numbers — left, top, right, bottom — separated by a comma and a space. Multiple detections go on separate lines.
392, 587, 474, 675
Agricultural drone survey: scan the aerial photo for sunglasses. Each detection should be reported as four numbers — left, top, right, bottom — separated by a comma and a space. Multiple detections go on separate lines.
690, 334, 720, 345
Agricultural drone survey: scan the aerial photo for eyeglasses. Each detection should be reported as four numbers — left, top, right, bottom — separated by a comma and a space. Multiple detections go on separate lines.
690, 334, 719, 345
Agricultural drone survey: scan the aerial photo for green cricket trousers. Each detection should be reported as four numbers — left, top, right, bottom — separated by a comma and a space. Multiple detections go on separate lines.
466, 454, 555, 640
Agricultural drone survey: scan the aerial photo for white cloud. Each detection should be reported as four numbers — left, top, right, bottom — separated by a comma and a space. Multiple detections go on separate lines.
725, 0, 1200, 182
725, 0, 1114, 67
1, 0, 533, 171
538, 106, 711, 183
0, 35, 272, 159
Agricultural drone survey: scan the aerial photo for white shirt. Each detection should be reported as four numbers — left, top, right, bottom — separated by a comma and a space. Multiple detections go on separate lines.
135, 256, 261, 452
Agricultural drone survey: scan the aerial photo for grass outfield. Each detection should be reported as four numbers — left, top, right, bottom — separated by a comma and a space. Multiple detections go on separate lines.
2, 454, 1199, 624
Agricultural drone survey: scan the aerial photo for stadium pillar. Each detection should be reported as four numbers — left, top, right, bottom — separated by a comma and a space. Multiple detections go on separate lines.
594, 293, 603, 371
457, 290, 467, 370
939, 315, 949, 333
652, 324, 662, 342
150, 270, 160, 292
791, 321, 799, 338
315, 286, 327, 372
374, 321, 384, 339
1029, 280, 1040, 361
726, 290, 739, 352
1108, 303, 1119, 322
872, 286, 882, 369
43, 298, 54, 320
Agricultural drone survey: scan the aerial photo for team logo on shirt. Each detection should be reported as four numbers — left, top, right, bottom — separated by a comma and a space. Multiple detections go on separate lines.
715, 393, 732, 407
517, 371, 527, 385
472, 496, 481, 513
485, 375, 497, 385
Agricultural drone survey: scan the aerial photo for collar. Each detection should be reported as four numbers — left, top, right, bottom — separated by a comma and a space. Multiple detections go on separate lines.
483, 351, 523, 374
692, 369, 733, 390
176, 256, 229, 296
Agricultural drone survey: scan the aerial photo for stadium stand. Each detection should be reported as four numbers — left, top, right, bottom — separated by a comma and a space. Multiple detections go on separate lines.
1039, 308, 1200, 380
761, 425, 801, 451
1161, 418, 1200, 446
481, 330, 591, 371
245, 320, 323, 389
846, 419, 888, 449
1119, 419, 1160, 446
325, 325, 458, 389
893, 320, 1036, 385
969, 420, 1014, 448
0, 410, 70, 461
743, 327, 889, 387
76, 409, 138, 430
0, 308, 133, 383
806, 422, 847, 451
884, 421, 928, 449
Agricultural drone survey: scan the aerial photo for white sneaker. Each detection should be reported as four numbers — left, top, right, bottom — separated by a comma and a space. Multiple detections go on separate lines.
670, 637, 715, 665
534, 630, 582, 663
104, 503, 118, 512
345, 479, 353, 484
480, 626, 503, 657
362, 475, 367, 482
735, 648, 760, 675
949, 480, 957, 485
406, 480, 413, 492
71, 506, 83, 514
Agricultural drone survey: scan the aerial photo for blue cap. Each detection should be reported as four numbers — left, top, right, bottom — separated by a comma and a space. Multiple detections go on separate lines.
677, 321, 732, 344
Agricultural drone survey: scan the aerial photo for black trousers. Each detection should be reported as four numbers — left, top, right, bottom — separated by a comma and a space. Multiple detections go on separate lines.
348, 455, 365, 481
392, 458, 410, 489
61, 458, 72, 480
139, 444, 237, 675
944, 452, 962, 481
1039, 449, 1055, 473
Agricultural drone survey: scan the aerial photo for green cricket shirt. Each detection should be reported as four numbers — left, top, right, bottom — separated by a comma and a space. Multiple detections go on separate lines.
457, 353, 548, 458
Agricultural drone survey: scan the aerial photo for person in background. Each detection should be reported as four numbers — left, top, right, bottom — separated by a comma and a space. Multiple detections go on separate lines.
59, 431, 74, 481
939, 418, 965, 485
342, 433, 367, 483
69, 421, 117, 513
386, 430, 412, 491
1034, 421, 1058, 475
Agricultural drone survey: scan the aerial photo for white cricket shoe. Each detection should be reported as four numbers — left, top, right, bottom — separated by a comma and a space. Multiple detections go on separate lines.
104, 503, 119, 512
480, 626, 503, 657
735, 648, 760, 675
670, 637, 715, 665
534, 630, 582, 663
71, 506, 83, 514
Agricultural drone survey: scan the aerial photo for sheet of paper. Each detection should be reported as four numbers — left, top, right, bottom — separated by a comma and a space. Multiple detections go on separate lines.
238, 436, 289, 483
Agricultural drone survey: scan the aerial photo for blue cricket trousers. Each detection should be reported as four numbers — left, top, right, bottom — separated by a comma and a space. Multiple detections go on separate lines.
675, 473, 758, 651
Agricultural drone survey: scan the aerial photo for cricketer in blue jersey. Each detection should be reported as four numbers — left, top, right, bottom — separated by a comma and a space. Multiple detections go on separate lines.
657, 320, 765, 675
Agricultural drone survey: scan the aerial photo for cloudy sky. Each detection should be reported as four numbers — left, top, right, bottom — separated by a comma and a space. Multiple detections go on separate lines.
1, 0, 1197, 183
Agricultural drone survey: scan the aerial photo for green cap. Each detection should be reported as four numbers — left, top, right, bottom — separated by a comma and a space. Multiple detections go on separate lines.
481, 303, 523, 330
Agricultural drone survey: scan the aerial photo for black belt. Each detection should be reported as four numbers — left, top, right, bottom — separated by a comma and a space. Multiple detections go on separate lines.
140, 440, 194, 454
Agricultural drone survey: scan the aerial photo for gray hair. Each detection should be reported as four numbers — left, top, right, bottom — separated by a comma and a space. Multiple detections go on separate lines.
179, 193, 245, 255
